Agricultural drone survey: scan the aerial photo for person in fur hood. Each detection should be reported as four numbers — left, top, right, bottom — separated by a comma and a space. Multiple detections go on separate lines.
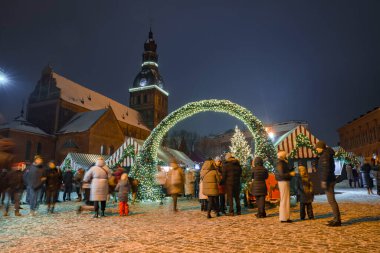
83, 157, 111, 218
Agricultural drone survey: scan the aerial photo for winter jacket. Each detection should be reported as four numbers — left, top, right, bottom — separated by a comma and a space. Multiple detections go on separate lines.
216, 165, 225, 194
83, 161, 111, 201
296, 175, 314, 204
63, 170, 74, 185
251, 166, 268, 196
185, 170, 195, 195
221, 158, 242, 191
45, 168, 62, 191
345, 164, 353, 180
5, 169, 24, 192
27, 164, 46, 190
318, 147, 336, 183
73, 170, 84, 188
166, 167, 185, 194
275, 159, 291, 181
115, 179, 131, 202
201, 166, 220, 197
361, 163, 373, 188
0, 169, 8, 192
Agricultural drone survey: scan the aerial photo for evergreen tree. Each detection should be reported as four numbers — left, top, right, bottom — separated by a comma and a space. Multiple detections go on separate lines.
229, 126, 252, 196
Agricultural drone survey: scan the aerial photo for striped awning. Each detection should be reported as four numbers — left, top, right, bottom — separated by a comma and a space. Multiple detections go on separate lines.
60, 153, 110, 171
105, 137, 141, 167
274, 125, 319, 159
106, 137, 197, 168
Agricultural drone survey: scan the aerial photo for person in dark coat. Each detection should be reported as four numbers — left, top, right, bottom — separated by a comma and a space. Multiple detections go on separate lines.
251, 157, 268, 218
63, 169, 74, 201
27, 155, 46, 215
221, 153, 242, 216
115, 173, 131, 216
276, 151, 296, 223
296, 166, 314, 220
215, 156, 226, 214
361, 161, 374, 195
0, 168, 8, 205
3, 165, 24, 216
45, 161, 62, 213
316, 141, 341, 227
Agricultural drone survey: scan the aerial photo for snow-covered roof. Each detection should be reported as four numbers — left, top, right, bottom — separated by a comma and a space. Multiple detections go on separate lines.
53, 72, 150, 131
58, 109, 107, 134
60, 153, 110, 171
0, 115, 51, 136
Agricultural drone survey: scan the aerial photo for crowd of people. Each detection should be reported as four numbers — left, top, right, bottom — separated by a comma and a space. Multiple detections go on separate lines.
1, 137, 379, 227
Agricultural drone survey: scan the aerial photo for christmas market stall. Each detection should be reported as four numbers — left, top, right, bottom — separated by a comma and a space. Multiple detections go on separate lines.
273, 125, 324, 194
60, 153, 110, 171
106, 137, 196, 170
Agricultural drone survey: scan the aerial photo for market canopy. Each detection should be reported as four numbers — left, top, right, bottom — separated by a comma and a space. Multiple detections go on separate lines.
274, 125, 319, 159
106, 137, 196, 168
60, 153, 110, 171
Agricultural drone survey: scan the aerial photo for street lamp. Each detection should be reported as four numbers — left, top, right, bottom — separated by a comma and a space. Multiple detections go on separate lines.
0, 69, 9, 86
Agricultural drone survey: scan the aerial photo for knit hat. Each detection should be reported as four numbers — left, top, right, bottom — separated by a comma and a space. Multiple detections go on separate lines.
316, 141, 327, 149
214, 156, 221, 162
34, 155, 43, 161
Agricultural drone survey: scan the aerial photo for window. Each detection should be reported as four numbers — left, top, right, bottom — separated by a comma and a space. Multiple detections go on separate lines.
137, 95, 141, 104
25, 141, 32, 161
37, 142, 42, 155
100, 145, 106, 155
109, 145, 114, 155
143, 94, 147, 104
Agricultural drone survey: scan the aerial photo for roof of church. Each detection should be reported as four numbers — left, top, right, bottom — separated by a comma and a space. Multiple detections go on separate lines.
52, 72, 150, 131
0, 115, 51, 136
133, 68, 164, 88
57, 109, 108, 134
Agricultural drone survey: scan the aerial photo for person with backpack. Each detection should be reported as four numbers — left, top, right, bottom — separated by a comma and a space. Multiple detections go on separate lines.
166, 159, 184, 212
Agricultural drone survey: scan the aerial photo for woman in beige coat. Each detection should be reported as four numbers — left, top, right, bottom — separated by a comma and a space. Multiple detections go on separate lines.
201, 160, 220, 218
166, 160, 184, 212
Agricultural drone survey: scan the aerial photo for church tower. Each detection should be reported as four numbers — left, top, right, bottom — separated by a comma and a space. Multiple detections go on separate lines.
129, 29, 168, 130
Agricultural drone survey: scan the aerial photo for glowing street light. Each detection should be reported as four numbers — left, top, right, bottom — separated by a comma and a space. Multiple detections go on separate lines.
268, 131, 275, 140
0, 69, 9, 86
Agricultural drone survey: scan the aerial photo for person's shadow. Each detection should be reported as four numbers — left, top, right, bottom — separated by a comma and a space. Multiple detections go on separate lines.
342, 216, 380, 226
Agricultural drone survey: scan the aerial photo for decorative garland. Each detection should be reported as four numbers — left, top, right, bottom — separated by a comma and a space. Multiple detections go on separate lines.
334, 147, 360, 166
131, 99, 277, 201
288, 133, 317, 159
111, 144, 136, 169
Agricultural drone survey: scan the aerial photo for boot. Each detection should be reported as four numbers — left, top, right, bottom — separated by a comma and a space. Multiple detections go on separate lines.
15, 210, 21, 216
50, 206, 55, 214
207, 212, 212, 219
3, 211, 8, 216
93, 211, 99, 218
101, 210, 105, 217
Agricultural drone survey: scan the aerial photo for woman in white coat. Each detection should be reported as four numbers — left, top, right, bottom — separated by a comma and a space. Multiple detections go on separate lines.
83, 157, 111, 218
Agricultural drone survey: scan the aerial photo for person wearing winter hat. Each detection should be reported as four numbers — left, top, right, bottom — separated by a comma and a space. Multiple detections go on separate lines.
214, 156, 226, 214
316, 140, 341, 227
83, 157, 111, 218
221, 153, 242, 216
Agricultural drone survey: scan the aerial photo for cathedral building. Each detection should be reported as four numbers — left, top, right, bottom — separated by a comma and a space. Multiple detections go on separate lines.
0, 29, 168, 163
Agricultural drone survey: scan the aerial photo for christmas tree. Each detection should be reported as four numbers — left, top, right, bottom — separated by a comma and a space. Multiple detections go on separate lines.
229, 126, 252, 195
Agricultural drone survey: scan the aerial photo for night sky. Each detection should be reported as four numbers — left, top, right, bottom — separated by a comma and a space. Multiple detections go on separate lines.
1, 0, 379, 145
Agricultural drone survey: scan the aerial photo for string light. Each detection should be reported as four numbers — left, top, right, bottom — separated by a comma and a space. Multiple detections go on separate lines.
131, 99, 277, 201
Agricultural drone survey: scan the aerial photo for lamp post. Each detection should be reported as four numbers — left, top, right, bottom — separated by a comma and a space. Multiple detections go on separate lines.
0, 69, 8, 86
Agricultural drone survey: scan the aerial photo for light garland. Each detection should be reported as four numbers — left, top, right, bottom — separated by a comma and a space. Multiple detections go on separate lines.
334, 146, 360, 166
288, 133, 317, 159
131, 99, 277, 201
110, 144, 135, 169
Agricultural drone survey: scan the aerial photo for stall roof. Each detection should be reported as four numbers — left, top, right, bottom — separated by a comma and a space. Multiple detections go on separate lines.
61, 153, 110, 171
274, 125, 319, 159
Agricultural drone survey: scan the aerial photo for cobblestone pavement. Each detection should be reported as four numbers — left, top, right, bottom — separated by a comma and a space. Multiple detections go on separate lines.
1, 187, 379, 253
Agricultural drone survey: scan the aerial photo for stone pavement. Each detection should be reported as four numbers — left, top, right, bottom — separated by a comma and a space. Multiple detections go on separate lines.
0, 188, 379, 253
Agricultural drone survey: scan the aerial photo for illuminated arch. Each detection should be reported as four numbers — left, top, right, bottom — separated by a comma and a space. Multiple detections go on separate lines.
132, 99, 276, 200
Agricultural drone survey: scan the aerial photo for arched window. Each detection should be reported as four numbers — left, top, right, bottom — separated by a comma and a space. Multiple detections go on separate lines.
108, 145, 114, 155
100, 145, 106, 155
37, 142, 42, 155
25, 141, 32, 161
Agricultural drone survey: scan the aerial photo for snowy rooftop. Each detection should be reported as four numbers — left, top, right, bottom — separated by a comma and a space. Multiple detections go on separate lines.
53, 72, 150, 131
58, 109, 107, 134
0, 115, 51, 136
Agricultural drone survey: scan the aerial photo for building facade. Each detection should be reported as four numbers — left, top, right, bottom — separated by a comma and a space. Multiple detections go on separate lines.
338, 107, 380, 160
